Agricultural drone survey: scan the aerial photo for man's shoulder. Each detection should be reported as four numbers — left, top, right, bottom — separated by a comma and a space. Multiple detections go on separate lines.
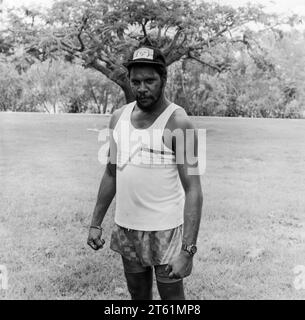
109, 101, 135, 129
166, 103, 194, 131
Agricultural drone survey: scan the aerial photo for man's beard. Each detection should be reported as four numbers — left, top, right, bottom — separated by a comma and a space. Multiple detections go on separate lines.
136, 87, 163, 111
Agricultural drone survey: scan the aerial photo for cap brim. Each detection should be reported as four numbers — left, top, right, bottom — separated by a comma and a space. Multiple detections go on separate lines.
123, 59, 165, 69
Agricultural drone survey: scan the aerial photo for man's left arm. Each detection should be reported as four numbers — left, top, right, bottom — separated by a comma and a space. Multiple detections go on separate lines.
167, 113, 203, 279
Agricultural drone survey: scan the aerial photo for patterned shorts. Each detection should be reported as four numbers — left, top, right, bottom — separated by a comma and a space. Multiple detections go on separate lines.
110, 224, 183, 267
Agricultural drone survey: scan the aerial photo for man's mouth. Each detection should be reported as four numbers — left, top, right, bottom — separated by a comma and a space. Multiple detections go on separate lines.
138, 97, 150, 102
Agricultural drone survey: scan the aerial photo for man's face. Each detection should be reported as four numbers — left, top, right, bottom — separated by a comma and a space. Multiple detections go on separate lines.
129, 65, 164, 110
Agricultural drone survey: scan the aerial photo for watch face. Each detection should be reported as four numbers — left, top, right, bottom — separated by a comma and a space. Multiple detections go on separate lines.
182, 244, 197, 256
190, 245, 197, 255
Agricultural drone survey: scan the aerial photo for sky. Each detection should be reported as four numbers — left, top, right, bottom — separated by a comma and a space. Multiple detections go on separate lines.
2, 0, 305, 15
2, 0, 53, 9
216, 0, 305, 15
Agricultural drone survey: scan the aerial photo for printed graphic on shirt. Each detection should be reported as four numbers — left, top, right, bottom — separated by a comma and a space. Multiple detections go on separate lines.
115, 120, 176, 170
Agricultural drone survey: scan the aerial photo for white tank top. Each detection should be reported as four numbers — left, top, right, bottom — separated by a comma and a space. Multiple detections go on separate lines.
113, 101, 185, 231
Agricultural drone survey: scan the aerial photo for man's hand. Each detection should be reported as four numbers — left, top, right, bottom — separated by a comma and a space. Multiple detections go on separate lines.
87, 227, 105, 251
166, 251, 193, 279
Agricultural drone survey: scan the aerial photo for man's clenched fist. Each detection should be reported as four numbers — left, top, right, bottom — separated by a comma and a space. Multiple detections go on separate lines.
87, 227, 105, 251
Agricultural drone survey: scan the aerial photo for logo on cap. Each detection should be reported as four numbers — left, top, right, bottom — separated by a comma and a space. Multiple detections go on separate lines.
133, 48, 154, 61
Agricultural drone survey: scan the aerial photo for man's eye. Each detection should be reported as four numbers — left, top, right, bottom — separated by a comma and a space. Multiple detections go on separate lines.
146, 79, 154, 84
132, 81, 140, 86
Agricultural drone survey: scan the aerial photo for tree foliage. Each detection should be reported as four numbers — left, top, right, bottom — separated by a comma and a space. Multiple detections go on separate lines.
1, 0, 304, 118
5, 0, 294, 102
0, 63, 22, 111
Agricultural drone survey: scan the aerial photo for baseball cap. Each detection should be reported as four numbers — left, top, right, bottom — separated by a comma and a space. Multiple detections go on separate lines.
124, 46, 166, 70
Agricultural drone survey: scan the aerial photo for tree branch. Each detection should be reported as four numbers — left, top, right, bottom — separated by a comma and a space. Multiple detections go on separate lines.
188, 23, 233, 53
141, 18, 148, 38
96, 49, 117, 70
165, 47, 188, 65
76, 15, 88, 52
163, 27, 183, 56
232, 36, 251, 50
187, 52, 223, 73
117, 29, 125, 41
157, 25, 162, 46
77, 33, 85, 52
86, 58, 112, 77
60, 40, 82, 58
179, 33, 187, 47
84, 30, 102, 46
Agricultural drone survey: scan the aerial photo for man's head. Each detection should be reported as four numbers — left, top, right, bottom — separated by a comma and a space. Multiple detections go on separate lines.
124, 47, 167, 109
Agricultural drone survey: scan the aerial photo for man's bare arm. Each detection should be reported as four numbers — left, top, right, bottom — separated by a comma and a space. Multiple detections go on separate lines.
176, 122, 203, 248
89, 161, 116, 228
87, 109, 122, 250
166, 111, 203, 278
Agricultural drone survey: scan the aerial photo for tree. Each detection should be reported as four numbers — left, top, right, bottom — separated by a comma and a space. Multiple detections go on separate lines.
0, 62, 22, 111
6, 0, 295, 103
19, 58, 124, 113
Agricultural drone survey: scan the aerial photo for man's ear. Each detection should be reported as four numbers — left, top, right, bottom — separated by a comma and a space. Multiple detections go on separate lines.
162, 76, 167, 88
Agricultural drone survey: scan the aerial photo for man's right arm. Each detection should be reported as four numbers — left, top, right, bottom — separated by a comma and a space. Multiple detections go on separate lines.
87, 108, 122, 250
89, 160, 116, 228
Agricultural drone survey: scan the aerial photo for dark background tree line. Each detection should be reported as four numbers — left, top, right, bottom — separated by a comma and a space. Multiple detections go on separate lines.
0, 0, 304, 118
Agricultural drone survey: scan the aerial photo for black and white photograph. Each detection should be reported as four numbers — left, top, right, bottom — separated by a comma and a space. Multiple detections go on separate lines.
1, 0, 305, 301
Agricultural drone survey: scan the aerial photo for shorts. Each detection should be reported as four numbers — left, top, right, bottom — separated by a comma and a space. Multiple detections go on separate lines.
110, 224, 183, 283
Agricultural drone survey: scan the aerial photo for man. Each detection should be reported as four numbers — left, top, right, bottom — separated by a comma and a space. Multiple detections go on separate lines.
87, 46, 203, 300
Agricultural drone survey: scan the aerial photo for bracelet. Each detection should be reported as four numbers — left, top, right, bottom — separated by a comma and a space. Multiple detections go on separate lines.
90, 225, 103, 231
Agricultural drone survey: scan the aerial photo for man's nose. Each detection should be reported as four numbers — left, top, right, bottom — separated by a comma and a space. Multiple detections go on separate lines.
138, 82, 147, 92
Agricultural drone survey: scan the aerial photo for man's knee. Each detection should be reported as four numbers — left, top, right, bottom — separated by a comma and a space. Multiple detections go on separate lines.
156, 279, 185, 300
125, 271, 153, 300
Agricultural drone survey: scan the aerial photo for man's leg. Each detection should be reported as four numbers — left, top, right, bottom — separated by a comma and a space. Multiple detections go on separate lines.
156, 280, 185, 300
125, 270, 153, 300
122, 256, 153, 300
155, 265, 185, 300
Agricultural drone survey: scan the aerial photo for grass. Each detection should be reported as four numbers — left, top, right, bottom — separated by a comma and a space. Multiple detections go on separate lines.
1, 112, 305, 300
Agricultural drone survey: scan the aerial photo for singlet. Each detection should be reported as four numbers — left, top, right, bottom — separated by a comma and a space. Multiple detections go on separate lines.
113, 101, 185, 231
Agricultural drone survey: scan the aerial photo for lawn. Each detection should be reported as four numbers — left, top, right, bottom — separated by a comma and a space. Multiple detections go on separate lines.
1, 112, 305, 300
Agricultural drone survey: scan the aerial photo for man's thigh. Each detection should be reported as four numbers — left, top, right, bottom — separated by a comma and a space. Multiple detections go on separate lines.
122, 256, 152, 274
154, 264, 182, 284
155, 265, 185, 300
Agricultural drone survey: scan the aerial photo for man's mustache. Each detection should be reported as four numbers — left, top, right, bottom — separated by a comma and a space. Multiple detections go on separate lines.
137, 96, 151, 99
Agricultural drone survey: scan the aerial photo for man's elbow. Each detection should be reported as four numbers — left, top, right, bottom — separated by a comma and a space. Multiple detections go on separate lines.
106, 162, 116, 178
185, 185, 203, 202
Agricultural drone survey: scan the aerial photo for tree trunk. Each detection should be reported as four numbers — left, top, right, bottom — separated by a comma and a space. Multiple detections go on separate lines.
0, 102, 7, 111
88, 60, 135, 105
174, 71, 187, 108
43, 103, 50, 113
52, 100, 57, 114
103, 91, 109, 114
88, 84, 100, 112
120, 82, 135, 104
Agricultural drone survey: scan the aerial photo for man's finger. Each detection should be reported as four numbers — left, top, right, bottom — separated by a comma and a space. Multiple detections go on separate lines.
94, 238, 105, 249
165, 264, 172, 273
168, 271, 181, 279
87, 240, 98, 250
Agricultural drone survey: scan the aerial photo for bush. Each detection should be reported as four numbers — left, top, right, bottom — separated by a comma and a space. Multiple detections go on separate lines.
0, 62, 22, 111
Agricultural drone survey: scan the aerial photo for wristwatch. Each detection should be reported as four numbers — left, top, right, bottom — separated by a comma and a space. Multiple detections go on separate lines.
182, 243, 197, 256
